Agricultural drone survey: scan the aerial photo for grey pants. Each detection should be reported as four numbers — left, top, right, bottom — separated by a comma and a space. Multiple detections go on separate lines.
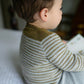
59, 71, 84, 84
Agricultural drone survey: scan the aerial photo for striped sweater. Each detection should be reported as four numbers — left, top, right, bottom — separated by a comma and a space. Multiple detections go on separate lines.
20, 24, 84, 84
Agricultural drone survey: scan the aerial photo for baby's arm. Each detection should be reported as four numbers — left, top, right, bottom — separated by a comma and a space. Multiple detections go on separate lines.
42, 33, 84, 72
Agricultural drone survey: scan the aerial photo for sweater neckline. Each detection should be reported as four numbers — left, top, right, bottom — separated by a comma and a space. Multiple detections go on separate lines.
25, 23, 47, 31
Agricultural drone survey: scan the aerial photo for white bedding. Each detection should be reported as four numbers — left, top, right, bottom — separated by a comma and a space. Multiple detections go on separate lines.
0, 29, 24, 84
1, 29, 84, 84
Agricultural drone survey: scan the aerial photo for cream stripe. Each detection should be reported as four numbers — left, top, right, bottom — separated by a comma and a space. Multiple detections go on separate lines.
24, 52, 45, 61
24, 68, 59, 75
24, 71, 61, 82
62, 53, 74, 70
44, 39, 61, 52
25, 70, 59, 77
42, 35, 60, 48
24, 53, 46, 63
24, 47, 43, 56
23, 56, 39, 65
23, 69, 59, 79
47, 47, 66, 62
24, 44, 43, 54
65, 54, 77, 71
23, 40, 41, 48
77, 54, 82, 66
80, 55, 84, 69
25, 76, 59, 84
25, 71, 61, 81
75, 56, 81, 70
60, 52, 73, 70
23, 60, 58, 70
23, 54, 44, 64
30, 75, 61, 83
24, 52, 44, 61
59, 51, 73, 70
49, 47, 66, 63
67, 55, 80, 71
51, 52, 67, 66
26, 67, 58, 74
24, 39, 41, 48
69, 57, 78, 71
47, 46, 65, 65
24, 49, 45, 57
24, 34, 41, 43
22, 62, 56, 71
23, 37, 41, 46
75, 54, 82, 70
50, 48, 70, 67
46, 43, 65, 57
48, 49, 72, 70
22, 60, 33, 67
42, 33, 56, 44
55, 49, 70, 67
22, 54, 55, 68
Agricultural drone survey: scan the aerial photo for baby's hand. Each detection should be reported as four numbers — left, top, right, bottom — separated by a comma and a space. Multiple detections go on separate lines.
62, 40, 67, 44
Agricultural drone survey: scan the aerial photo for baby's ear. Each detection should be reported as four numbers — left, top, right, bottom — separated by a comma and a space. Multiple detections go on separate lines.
39, 8, 49, 22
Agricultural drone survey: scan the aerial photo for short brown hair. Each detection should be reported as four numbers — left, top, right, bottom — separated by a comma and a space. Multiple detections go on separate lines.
12, 0, 54, 23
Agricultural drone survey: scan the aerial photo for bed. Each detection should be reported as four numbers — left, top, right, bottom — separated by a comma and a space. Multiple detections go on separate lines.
0, 29, 84, 84
0, 29, 24, 84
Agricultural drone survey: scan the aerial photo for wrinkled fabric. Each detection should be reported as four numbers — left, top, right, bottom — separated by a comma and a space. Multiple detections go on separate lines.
59, 71, 84, 84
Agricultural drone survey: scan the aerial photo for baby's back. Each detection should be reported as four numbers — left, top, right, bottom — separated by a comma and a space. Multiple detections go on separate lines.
20, 24, 63, 84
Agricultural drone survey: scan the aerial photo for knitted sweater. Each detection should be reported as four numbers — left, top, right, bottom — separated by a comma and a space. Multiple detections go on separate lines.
20, 24, 84, 84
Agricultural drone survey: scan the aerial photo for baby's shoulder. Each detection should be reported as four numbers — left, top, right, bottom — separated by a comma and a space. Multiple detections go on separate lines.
23, 25, 54, 41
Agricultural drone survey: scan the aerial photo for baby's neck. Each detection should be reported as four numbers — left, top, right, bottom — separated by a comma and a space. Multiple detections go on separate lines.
29, 21, 48, 30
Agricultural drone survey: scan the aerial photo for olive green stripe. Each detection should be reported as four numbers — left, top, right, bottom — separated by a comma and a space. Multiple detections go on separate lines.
43, 35, 59, 48
52, 48, 67, 66
24, 63, 57, 72
75, 56, 81, 70
50, 47, 69, 68
77, 54, 83, 70
26, 76, 58, 84
69, 56, 78, 71
24, 48, 44, 57
48, 45, 65, 62
23, 54, 44, 64
24, 41, 41, 48
51, 49, 69, 69
23, 34, 41, 44
24, 43, 42, 53
24, 52, 46, 62
24, 50, 44, 59
25, 71, 61, 83
44, 39, 60, 52
42, 33, 57, 45
61, 51, 72, 70
47, 44, 65, 60
24, 47, 43, 55
22, 60, 33, 67
55, 48, 67, 66
23, 57, 37, 66
23, 38, 40, 47
63, 53, 74, 70
25, 68, 59, 75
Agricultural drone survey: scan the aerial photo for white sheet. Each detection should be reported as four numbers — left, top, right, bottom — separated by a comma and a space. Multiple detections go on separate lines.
1, 29, 84, 84
0, 29, 24, 84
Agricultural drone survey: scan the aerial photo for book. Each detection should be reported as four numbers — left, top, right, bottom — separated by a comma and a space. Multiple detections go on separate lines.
67, 34, 84, 55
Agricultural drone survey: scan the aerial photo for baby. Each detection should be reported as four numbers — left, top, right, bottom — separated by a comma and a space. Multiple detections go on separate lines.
12, 0, 84, 84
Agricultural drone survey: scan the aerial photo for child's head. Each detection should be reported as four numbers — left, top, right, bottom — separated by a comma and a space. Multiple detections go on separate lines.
12, 0, 54, 23
13, 0, 63, 29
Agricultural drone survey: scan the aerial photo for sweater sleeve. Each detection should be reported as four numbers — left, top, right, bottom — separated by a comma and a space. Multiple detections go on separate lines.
42, 33, 84, 72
